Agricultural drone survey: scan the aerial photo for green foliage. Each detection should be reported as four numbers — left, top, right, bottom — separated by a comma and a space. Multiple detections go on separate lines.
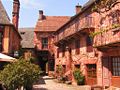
18, 47, 25, 57
89, 28, 108, 38
112, 24, 120, 29
0, 58, 41, 90
73, 69, 85, 85
28, 56, 38, 63
90, 23, 120, 38
56, 65, 63, 76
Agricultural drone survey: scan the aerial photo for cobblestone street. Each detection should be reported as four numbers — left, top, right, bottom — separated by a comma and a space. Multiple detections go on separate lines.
33, 76, 89, 90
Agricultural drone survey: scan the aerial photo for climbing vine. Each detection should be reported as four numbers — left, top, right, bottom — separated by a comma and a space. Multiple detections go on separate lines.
111, 23, 120, 29
89, 23, 120, 38
89, 28, 108, 38
92, 0, 120, 13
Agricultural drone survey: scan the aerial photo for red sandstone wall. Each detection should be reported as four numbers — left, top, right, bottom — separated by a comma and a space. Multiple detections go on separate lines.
34, 32, 54, 53
54, 2, 120, 87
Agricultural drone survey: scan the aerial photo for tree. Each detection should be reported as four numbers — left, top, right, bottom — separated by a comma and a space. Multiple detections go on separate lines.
0, 58, 41, 90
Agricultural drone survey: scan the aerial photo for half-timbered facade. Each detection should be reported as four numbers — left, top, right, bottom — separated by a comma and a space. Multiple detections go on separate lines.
0, 0, 21, 57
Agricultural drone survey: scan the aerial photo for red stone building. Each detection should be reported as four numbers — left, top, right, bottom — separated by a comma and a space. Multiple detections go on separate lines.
34, 10, 70, 74
93, 2, 120, 89
54, 0, 120, 89
0, 0, 21, 56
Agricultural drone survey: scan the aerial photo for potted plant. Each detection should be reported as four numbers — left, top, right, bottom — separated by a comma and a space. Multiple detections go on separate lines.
73, 69, 85, 85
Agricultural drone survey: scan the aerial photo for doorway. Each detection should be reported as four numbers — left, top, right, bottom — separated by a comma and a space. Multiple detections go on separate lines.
38, 56, 48, 73
86, 64, 97, 85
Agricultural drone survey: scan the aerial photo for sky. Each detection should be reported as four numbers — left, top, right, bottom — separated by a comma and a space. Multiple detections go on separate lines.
2, 0, 89, 28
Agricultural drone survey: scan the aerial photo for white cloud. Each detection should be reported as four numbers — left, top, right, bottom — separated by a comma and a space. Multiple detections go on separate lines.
4, 0, 45, 9
20, 0, 45, 9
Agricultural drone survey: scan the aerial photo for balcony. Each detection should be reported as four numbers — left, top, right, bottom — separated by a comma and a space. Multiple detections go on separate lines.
54, 17, 95, 45
94, 27, 120, 49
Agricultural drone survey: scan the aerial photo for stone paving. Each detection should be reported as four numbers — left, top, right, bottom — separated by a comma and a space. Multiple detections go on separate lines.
33, 76, 90, 90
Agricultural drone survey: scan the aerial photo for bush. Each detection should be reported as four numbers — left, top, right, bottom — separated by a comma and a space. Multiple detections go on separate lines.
28, 56, 38, 63
0, 58, 41, 90
73, 69, 85, 85
56, 65, 63, 76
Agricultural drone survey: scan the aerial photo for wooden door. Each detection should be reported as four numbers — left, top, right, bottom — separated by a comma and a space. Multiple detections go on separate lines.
102, 57, 110, 87
86, 64, 97, 85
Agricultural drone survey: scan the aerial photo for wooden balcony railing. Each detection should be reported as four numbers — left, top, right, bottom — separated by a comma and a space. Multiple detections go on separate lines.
54, 17, 95, 44
94, 27, 120, 47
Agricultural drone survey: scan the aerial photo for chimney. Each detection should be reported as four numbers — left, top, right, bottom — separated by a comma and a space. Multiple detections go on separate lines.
39, 10, 44, 20
12, 0, 20, 30
76, 3, 82, 14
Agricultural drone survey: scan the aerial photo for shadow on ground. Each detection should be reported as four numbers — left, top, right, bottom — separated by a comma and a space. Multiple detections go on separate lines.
33, 76, 55, 90
35, 77, 46, 84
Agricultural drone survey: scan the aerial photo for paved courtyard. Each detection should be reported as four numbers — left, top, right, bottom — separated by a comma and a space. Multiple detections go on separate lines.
33, 76, 90, 90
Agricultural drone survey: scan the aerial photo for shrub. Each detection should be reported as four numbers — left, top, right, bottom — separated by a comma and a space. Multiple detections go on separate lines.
28, 56, 38, 63
0, 58, 41, 90
73, 69, 85, 85
56, 65, 63, 76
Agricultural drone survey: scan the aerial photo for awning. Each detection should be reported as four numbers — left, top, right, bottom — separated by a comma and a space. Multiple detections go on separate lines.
0, 53, 16, 62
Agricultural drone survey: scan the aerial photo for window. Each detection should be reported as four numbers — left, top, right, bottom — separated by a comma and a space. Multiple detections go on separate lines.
42, 38, 48, 49
86, 36, 93, 46
87, 64, 96, 78
112, 57, 120, 76
86, 36, 93, 52
75, 64, 80, 69
75, 39, 80, 54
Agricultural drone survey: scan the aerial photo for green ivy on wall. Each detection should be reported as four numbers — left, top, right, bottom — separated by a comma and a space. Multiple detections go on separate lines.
89, 23, 120, 38
89, 28, 107, 38
112, 23, 120, 29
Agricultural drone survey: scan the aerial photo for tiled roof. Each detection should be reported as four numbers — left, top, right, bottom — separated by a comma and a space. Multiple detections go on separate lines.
0, 0, 11, 25
19, 28, 35, 48
35, 16, 70, 32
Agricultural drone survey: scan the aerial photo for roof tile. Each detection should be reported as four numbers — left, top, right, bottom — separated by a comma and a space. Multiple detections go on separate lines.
19, 28, 35, 48
0, 0, 11, 25
35, 16, 70, 32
